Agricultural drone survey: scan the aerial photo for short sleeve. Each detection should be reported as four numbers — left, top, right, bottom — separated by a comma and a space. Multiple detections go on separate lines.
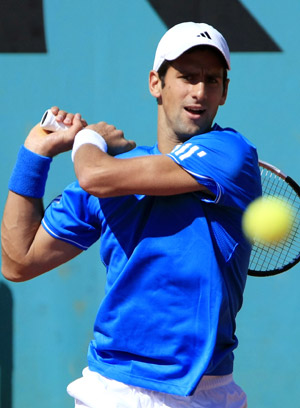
42, 181, 101, 250
167, 127, 262, 210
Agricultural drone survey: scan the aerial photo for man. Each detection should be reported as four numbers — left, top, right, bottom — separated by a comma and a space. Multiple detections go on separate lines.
1, 22, 262, 407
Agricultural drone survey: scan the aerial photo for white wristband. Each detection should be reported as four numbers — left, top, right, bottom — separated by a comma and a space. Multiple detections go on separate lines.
72, 129, 107, 162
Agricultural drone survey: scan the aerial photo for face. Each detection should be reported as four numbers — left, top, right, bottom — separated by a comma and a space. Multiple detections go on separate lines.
150, 48, 229, 145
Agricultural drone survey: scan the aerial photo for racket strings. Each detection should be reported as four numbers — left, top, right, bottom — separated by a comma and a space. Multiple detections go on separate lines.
249, 168, 300, 274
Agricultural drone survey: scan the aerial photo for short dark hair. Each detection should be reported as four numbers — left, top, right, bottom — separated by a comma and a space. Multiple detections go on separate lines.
157, 60, 172, 88
157, 46, 228, 91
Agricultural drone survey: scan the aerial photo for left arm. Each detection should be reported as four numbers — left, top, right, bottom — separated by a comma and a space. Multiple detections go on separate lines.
73, 123, 210, 198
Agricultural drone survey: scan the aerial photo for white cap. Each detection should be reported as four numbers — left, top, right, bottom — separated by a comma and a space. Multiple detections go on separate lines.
153, 22, 230, 71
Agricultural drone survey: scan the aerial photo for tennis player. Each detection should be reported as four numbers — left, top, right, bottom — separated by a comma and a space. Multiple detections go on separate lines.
1, 22, 262, 407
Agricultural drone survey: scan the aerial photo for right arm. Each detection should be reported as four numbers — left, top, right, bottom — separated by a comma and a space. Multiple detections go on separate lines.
1, 192, 82, 282
1, 112, 84, 282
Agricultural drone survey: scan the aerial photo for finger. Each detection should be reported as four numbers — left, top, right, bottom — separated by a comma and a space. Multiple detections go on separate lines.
71, 113, 84, 131
50, 106, 65, 123
56, 109, 68, 123
51, 106, 59, 115
124, 140, 136, 151
107, 139, 136, 156
67, 114, 87, 128
110, 127, 124, 137
51, 108, 86, 127
128, 140, 136, 149
64, 113, 87, 127
63, 113, 75, 126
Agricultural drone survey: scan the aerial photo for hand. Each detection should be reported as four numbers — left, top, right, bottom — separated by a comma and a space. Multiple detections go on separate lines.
24, 107, 85, 157
49, 106, 88, 128
86, 122, 136, 156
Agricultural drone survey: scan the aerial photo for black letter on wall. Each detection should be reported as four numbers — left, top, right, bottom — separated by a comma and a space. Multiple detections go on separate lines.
0, 0, 46, 52
147, 0, 281, 52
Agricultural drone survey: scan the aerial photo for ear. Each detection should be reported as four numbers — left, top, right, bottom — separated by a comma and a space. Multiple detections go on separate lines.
149, 70, 162, 99
219, 78, 230, 106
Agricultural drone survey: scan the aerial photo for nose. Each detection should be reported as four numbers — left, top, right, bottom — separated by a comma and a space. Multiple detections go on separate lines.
191, 81, 206, 101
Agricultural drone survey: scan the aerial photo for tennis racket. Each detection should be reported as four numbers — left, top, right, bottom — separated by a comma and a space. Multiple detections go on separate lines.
40, 109, 70, 131
248, 160, 300, 277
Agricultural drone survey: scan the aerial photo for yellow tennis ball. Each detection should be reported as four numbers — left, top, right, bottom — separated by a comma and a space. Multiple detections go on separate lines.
242, 196, 294, 244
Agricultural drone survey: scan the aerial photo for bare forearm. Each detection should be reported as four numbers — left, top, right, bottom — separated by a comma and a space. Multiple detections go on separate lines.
1, 192, 44, 280
74, 144, 206, 198
72, 124, 209, 198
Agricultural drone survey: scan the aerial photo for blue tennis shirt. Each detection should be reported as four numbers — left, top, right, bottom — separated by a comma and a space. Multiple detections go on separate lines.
42, 124, 262, 396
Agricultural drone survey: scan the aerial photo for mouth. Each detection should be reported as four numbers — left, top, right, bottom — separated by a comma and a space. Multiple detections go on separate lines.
184, 106, 206, 117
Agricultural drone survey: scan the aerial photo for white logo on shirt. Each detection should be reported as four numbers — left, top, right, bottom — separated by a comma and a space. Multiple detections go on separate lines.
172, 144, 207, 160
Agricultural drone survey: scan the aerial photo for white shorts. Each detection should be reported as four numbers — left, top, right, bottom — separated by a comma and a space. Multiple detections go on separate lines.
67, 367, 247, 408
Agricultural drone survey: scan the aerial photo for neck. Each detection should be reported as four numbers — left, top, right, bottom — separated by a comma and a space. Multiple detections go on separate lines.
157, 132, 181, 154
156, 112, 184, 154
155, 107, 215, 154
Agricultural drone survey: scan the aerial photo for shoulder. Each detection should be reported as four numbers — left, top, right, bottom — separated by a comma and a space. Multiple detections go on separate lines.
169, 124, 258, 173
168, 124, 262, 207
190, 124, 259, 173
192, 124, 256, 153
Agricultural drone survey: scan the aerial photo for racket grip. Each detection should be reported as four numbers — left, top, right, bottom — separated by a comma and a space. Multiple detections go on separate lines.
40, 109, 70, 132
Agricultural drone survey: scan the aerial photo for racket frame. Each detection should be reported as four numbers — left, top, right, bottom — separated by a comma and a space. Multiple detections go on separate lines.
248, 160, 300, 277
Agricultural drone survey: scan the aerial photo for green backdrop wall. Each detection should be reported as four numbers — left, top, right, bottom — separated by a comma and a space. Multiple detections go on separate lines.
0, 1, 299, 407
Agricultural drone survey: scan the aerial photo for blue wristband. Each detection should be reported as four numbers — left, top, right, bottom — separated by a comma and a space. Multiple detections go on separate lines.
8, 145, 52, 198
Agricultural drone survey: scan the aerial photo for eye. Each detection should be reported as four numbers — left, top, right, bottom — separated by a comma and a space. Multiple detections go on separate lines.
179, 74, 199, 85
207, 76, 217, 83
206, 75, 221, 85
179, 74, 193, 82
